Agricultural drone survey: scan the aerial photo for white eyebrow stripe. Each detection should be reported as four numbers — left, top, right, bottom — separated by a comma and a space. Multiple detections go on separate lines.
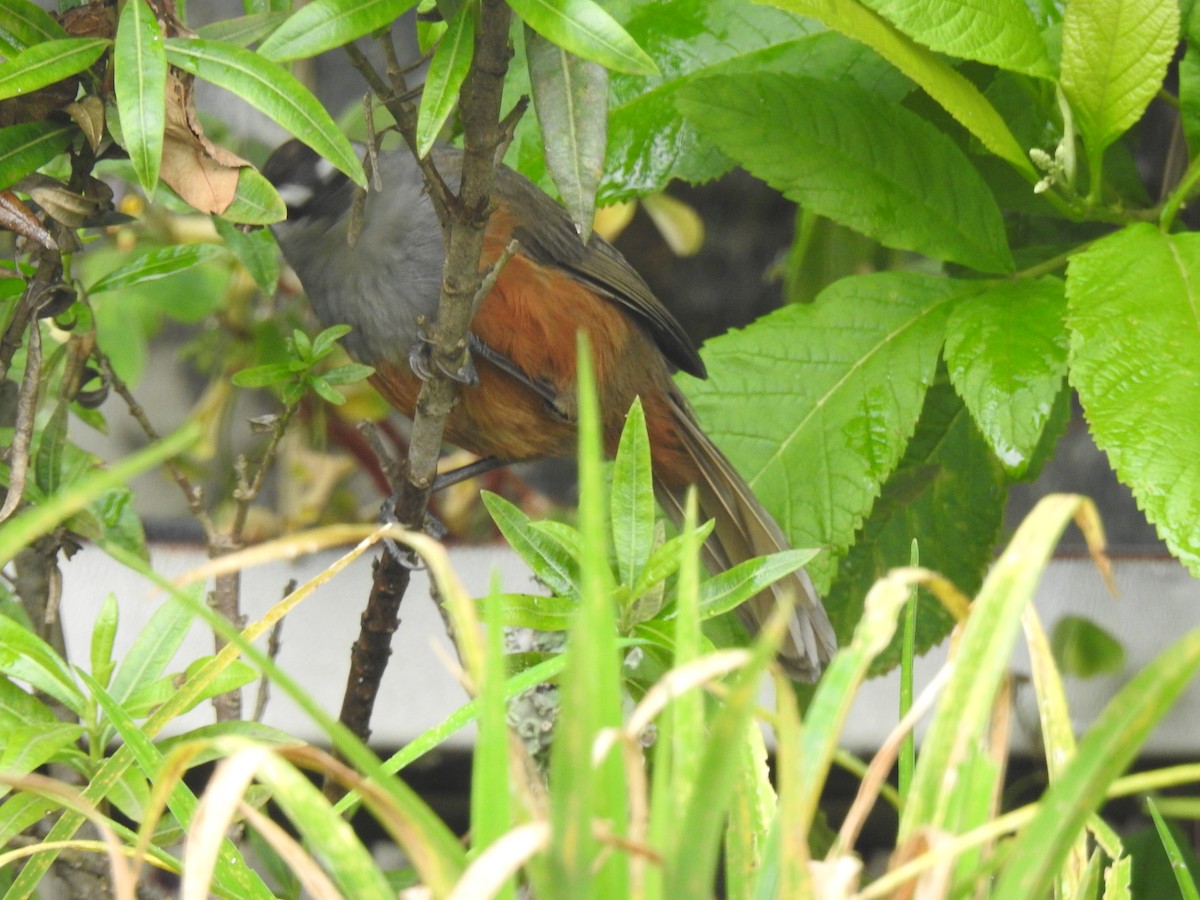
275, 183, 314, 207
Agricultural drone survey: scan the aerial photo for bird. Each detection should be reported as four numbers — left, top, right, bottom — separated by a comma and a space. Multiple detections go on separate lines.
262, 139, 835, 680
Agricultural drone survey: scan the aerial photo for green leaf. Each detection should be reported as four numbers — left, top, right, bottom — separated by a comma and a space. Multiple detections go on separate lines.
0, 121, 75, 190
1146, 800, 1200, 900
0, 38, 110, 103
221, 165, 288, 224
994, 622, 1200, 899
1051, 615, 1126, 678
695, 548, 818, 621
825, 375, 1006, 664
415, 3, 474, 158
678, 72, 1012, 272
0, 117, 78, 182
629, 519, 713, 601
0, 677, 56, 729
681, 272, 962, 591
0, 615, 84, 715
944, 277, 1068, 476
89, 593, 120, 689
214, 217, 279, 294
480, 593, 577, 631
308, 375, 346, 405
115, 0, 167, 192
107, 591, 198, 710
1061, 0, 1179, 153
508, 0, 658, 76
611, 397, 654, 589
0, 0, 68, 52
165, 38, 364, 187
197, 11, 290, 46
320, 363, 376, 385
483, 491, 580, 595
258, 0, 420, 62
34, 401, 68, 495
859, 0, 1053, 78
759, 0, 1034, 176
526, 24, 608, 237
0, 723, 84, 799
87, 244, 225, 294
1067, 224, 1200, 576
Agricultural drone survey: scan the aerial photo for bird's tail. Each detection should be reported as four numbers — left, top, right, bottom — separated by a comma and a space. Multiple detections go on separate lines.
655, 395, 836, 681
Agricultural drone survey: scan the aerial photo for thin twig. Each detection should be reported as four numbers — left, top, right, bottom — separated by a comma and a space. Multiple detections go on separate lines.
0, 305, 43, 523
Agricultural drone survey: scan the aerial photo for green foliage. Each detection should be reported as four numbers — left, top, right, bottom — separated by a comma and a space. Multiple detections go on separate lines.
2, 0, 1200, 896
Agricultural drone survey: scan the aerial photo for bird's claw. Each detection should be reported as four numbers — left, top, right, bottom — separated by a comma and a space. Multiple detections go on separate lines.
408, 328, 479, 386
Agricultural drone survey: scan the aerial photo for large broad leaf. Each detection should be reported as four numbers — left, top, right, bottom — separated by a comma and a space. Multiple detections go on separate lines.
505, 2, 908, 200
759, 0, 1034, 176
859, 0, 1053, 78
681, 271, 965, 591
0, 0, 68, 54
1067, 224, 1200, 575
677, 72, 1013, 273
944, 277, 1068, 476
1060, 0, 1178, 154
825, 375, 1006, 664
258, 0, 420, 62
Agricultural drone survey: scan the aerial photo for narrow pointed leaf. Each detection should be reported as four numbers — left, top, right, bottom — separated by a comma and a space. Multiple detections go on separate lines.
416, 4, 474, 157
0, 38, 110, 102
0, 0, 68, 52
258, 0, 420, 62
611, 397, 654, 588
115, 0, 167, 192
88, 244, 225, 294
526, 25, 608, 238
508, 0, 658, 75
0, 121, 74, 190
165, 38, 364, 186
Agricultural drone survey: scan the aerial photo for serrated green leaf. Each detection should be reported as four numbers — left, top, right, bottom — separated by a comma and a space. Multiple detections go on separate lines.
526, 24, 608, 237
258, 0, 420, 62
825, 376, 1006, 664
0, 121, 75, 190
508, 0, 657, 76
0, 0, 68, 52
1061, 0, 1179, 153
1067, 224, 1200, 576
0, 615, 84, 715
87, 244, 225, 294
611, 397, 653, 589
165, 38, 364, 187
682, 272, 964, 591
221, 165, 288, 224
859, 0, 1053, 77
944, 277, 1068, 476
0, 38, 110, 103
759, 0, 1034, 176
416, 4, 474, 157
115, 0, 167, 192
678, 72, 1012, 272
197, 11, 290, 46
